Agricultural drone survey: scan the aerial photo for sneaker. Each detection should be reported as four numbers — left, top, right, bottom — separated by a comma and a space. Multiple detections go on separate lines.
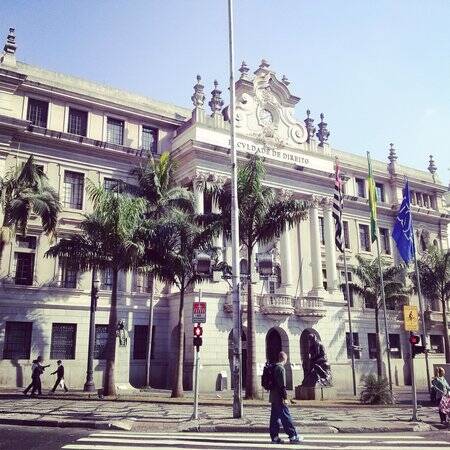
271, 437, 284, 444
289, 435, 304, 444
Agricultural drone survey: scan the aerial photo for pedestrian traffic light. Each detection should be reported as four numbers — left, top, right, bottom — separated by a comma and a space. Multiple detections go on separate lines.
193, 324, 203, 350
409, 333, 425, 358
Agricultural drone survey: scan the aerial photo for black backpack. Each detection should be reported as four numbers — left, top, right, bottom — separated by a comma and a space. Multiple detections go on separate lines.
261, 362, 276, 391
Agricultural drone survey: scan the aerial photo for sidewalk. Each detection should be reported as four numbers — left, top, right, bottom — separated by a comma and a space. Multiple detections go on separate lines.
0, 390, 444, 434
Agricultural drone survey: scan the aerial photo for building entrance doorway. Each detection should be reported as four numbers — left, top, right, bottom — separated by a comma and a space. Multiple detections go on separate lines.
266, 328, 282, 363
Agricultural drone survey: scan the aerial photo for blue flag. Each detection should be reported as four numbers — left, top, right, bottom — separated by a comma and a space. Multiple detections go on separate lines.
392, 181, 414, 264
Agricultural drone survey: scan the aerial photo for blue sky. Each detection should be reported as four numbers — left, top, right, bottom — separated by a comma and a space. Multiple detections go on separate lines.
1, 0, 449, 185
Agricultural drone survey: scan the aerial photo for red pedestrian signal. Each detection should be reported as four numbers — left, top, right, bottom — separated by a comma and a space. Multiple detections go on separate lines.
409, 334, 420, 345
409, 333, 424, 358
194, 324, 203, 337
193, 324, 203, 350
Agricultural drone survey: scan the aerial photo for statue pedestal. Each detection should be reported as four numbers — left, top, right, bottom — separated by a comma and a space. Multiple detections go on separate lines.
295, 385, 337, 401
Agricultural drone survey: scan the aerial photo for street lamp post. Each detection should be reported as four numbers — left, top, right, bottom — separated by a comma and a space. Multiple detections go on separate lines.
84, 267, 100, 392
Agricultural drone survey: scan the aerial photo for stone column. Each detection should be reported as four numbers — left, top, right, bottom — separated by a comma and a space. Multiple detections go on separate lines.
322, 197, 339, 293
309, 196, 324, 296
193, 174, 205, 214
280, 229, 293, 289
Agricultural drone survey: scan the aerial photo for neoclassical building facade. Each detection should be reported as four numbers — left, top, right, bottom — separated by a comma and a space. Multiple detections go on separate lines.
0, 28, 449, 392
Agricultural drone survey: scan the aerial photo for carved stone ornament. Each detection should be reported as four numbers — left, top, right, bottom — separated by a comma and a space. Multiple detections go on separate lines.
388, 143, 397, 164
279, 188, 293, 201
4, 28, 16, 54
428, 154, 437, 176
316, 113, 330, 146
321, 196, 333, 210
304, 109, 316, 143
239, 61, 251, 80
208, 80, 224, 116
310, 195, 323, 208
191, 75, 205, 108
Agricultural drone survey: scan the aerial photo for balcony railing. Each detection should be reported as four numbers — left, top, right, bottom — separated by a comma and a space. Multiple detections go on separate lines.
258, 294, 295, 316
294, 296, 326, 322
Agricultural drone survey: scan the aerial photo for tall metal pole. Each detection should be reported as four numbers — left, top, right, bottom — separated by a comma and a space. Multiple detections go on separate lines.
343, 251, 357, 396
84, 267, 98, 392
191, 289, 202, 420
145, 275, 155, 388
228, 0, 243, 419
375, 236, 393, 394
409, 335, 418, 421
411, 222, 431, 392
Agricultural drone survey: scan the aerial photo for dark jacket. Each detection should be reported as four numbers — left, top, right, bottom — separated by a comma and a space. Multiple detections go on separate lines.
52, 366, 64, 378
269, 363, 287, 403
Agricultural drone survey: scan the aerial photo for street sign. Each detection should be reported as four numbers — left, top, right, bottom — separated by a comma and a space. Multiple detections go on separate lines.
403, 305, 419, 331
192, 302, 207, 323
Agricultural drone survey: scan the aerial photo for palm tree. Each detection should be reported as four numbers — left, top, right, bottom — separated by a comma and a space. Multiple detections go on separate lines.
212, 155, 309, 399
129, 152, 193, 387
0, 155, 60, 264
411, 248, 450, 362
349, 255, 409, 378
149, 206, 219, 398
46, 183, 146, 395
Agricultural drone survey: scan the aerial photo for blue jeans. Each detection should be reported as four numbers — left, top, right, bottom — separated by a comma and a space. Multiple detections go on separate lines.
269, 401, 297, 440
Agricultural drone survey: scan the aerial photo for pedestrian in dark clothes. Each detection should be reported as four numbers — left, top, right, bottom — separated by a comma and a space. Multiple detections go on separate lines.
30, 356, 49, 396
269, 351, 303, 444
50, 360, 68, 393
23, 359, 38, 395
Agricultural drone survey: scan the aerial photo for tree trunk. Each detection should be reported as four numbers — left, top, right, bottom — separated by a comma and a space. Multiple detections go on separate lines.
442, 297, 450, 363
172, 284, 185, 398
104, 268, 118, 396
145, 274, 155, 388
375, 306, 383, 379
245, 245, 259, 399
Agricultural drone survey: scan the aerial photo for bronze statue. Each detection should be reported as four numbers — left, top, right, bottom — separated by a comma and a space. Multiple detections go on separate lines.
301, 333, 332, 387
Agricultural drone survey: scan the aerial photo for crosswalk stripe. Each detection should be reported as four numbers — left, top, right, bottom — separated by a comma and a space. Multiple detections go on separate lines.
61, 432, 449, 450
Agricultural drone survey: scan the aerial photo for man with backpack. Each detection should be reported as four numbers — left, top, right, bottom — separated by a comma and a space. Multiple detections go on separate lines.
263, 351, 302, 444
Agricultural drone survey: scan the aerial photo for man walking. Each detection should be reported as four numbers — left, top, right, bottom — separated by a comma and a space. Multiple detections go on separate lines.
50, 360, 69, 393
269, 351, 302, 444
30, 356, 49, 396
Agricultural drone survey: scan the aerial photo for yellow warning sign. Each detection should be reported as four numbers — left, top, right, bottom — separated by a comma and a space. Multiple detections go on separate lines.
403, 305, 419, 331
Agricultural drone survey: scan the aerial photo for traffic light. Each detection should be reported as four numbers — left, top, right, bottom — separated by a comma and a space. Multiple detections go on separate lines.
409, 333, 425, 358
193, 324, 203, 350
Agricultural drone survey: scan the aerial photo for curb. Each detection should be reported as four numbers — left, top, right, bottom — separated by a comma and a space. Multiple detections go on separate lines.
181, 424, 339, 434
0, 418, 133, 431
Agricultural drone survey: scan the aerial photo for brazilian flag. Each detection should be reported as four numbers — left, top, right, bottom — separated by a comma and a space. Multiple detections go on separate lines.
367, 152, 378, 242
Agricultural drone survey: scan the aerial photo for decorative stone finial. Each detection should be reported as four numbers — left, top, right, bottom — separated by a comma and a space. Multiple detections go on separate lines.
259, 59, 270, 70
191, 75, 205, 108
316, 113, 330, 146
428, 154, 437, 176
208, 80, 224, 116
239, 61, 250, 80
281, 75, 290, 86
387, 143, 398, 175
304, 109, 316, 143
4, 28, 16, 54
388, 143, 397, 163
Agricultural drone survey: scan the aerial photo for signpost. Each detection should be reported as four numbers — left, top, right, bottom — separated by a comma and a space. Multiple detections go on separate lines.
403, 305, 419, 421
191, 290, 205, 420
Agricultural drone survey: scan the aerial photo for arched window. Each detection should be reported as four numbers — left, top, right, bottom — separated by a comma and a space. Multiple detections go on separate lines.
420, 234, 427, 252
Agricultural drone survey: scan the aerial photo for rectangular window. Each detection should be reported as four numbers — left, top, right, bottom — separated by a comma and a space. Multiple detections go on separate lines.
430, 335, 444, 354
106, 117, 124, 145
423, 194, 430, 208
94, 325, 109, 359
410, 191, 416, 205
368, 333, 377, 359
142, 126, 158, 155
319, 216, 325, 245
322, 269, 327, 291
375, 183, 385, 203
3, 321, 32, 359
364, 296, 377, 309
50, 323, 77, 359
133, 325, 155, 360
16, 235, 36, 250
104, 178, 122, 193
359, 224, 370, 252
355, 178, 365, 198
15, 252, 34, 285
64, 171, 84, 210
416, 192, 423, 207
389, 334, 402, 359
343, 221, 350, 249
68, 107, 88, 136
101, 268, 113, 291
27, 98, 48, 128
346, 332, 360, 359
341, 271, 354, 307
379, 227, 391, 255
60, 257, 77, 288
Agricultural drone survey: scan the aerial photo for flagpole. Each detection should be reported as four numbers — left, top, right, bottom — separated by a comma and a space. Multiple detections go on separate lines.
343, 248, 357, 396
227, 0, 243, 419
367, 151, 393, 394
408, 184, 431, 392
375, 234, 393, 394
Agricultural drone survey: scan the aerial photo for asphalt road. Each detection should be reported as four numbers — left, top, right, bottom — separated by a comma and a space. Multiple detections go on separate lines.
0, 425, 91, 450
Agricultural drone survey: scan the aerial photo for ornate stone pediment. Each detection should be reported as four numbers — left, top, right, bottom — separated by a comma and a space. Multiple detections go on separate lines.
234, 60, 308, 150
